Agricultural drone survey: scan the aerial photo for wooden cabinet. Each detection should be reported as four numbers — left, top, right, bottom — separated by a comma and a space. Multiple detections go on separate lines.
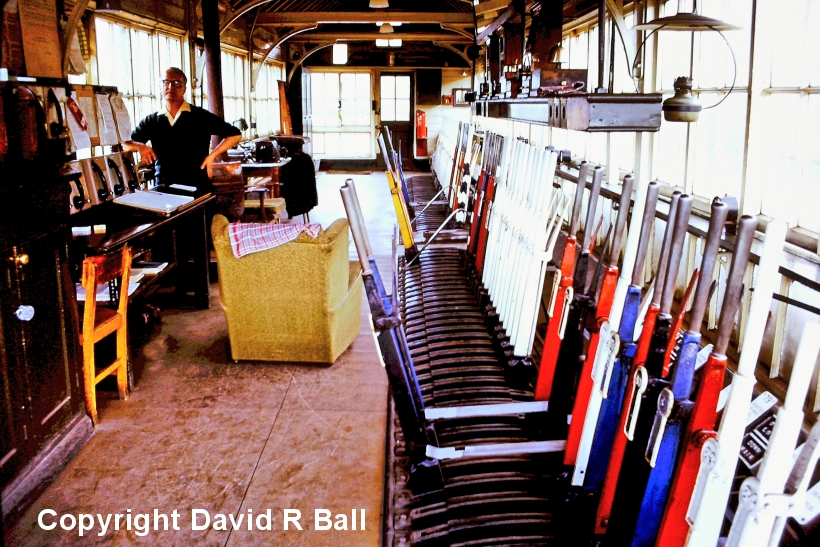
0, 175, 85, 500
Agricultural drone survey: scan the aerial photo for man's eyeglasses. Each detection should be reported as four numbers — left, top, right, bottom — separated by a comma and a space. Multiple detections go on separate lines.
162, 80, 185, 88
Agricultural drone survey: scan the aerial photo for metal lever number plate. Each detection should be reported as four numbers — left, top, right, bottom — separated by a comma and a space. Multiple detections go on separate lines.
625, 366, 648, 440
646, 387, 675, 467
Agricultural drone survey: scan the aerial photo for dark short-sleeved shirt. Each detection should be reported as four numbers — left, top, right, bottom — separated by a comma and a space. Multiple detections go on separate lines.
131, 105, 241, 190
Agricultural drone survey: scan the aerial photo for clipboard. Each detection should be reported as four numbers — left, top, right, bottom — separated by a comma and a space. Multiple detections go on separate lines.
74, 87, 100, 146
96, 92, 119, 145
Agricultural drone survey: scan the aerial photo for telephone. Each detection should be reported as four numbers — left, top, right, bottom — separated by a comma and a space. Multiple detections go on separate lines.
67, 161, 89, 212
107, 156, 126, 196
121, 153, 139, 191
89, 160, 110, 202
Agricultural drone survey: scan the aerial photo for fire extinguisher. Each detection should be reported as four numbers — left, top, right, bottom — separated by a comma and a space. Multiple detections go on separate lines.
416, 110, 427, 139
416, 110, 427, 156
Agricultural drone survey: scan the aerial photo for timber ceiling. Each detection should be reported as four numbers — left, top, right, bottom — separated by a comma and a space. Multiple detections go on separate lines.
224, 0, 605, 69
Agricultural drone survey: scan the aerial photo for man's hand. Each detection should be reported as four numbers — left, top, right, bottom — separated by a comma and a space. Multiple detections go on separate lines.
138, 144, 157, 164
123, 141, 157, 164
200, 153, 218, 178
201, 135, 243, 178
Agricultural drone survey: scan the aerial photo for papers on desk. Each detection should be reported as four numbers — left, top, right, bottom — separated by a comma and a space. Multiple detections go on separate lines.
131, 262, 168, 276
169, 183, 197, 193
114, 190, 194, 214
76, 281, 139, 302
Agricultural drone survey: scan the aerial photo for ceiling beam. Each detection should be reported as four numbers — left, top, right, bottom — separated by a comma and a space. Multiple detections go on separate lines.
475, 0, 510, 16
475, 3, 518, 43
256, 12, 474, 25
288, 32, 472, 43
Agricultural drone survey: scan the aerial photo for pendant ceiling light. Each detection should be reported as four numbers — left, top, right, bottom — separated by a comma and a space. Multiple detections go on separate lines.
634, 6, 740, 32
379, 23, 394, 34
634, 11, 740, 31
631, 0, 741, 122
370, 0, 389, 8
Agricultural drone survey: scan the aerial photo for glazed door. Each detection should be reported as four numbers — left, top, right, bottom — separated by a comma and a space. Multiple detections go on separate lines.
0, 268, 26, 489
378, 73, 413, 170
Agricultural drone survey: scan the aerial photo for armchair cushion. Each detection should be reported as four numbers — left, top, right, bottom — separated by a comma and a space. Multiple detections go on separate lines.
212, 214, 363, 363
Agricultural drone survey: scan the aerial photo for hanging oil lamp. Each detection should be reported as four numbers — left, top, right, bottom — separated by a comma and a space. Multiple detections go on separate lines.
663, 77, 702, 122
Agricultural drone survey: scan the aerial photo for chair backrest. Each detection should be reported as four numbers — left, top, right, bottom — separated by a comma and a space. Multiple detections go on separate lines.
211, 215, 349, 311
81, 246, 132, 316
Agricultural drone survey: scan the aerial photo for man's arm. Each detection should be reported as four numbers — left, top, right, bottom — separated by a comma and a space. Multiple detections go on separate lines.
122, 140, 157, 164
200, 134, 243, 177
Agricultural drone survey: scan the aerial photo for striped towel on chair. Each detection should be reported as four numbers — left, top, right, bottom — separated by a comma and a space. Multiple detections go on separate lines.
228, 222, 322, 258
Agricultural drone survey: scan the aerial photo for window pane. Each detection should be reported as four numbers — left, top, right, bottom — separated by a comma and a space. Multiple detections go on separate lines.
396, 98, 410, 121
809, 1, 820, 86
568, 33, 588, 71
769, 0, 807, 87
587, 132, 606, 165
613, 132, 635, 172
381, 98, 396, 122
797, 94, 820, 231
691, 91, 747, 200
313, 132, 325, 154
356, 73, 370, 99
340, 73, 356, 99
325, 132, 341, 156
658, 30, 692, 90
760, 93, 801, 223
698, 0, 752, 88
396, 75, 410, 99
381, 75, 395, 99
134, 30, 155, 96
655, 113, 688, 188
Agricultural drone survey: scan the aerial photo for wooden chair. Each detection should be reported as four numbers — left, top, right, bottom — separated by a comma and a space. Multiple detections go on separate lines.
79, 247, 132, 426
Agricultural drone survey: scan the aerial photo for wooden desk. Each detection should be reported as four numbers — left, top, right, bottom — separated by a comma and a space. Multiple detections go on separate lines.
70, 194, 214, 310
241, 159, 291, 198
242, 159, 291, 222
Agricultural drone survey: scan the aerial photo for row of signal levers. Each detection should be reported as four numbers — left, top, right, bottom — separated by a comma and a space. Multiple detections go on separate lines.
341, 121, 820, 547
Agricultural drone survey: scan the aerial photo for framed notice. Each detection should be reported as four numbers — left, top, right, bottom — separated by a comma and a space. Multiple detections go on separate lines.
442, 95, 454, 106
109, 93, 133, 142
17, 0, 62, 78
452, 88, 471, 107
74, 88, 100, 146
96, 93, 119, 145
65, 92, 92, 150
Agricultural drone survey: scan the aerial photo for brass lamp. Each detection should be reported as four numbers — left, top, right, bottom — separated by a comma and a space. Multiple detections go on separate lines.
663, 77, 702, 122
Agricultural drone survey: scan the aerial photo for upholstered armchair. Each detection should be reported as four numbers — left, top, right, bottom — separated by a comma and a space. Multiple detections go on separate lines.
212, 215, 363, 363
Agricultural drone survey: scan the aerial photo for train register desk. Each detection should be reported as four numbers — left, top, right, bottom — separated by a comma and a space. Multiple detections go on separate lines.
70, 185, 215, 312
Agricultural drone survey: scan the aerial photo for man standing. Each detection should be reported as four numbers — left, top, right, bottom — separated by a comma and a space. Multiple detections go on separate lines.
124, 67, 243, 192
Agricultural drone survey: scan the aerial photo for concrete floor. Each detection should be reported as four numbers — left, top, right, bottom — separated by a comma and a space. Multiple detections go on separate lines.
5, 173, 395, 547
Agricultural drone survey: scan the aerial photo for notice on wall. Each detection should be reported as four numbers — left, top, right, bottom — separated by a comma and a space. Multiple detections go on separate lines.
17, 0, 62, 78
65, 91, 91, 150
96, 93, 119, 145
109, 93, 132, 142
75, 88, 99, 146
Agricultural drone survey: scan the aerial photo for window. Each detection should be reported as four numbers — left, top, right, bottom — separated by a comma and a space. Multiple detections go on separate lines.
95, 17, 185, 125
380, 75, 410, 122
752, 0, 820, 232
654, 0, 753, 201
252, 61, 284, 137
310, 71, 373, 159
198, 49, 250, 138
340, 73, 371, 126
220, 50, 247, 132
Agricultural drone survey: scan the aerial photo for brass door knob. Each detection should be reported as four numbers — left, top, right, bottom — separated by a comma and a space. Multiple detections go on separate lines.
10, 253, 29, 266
